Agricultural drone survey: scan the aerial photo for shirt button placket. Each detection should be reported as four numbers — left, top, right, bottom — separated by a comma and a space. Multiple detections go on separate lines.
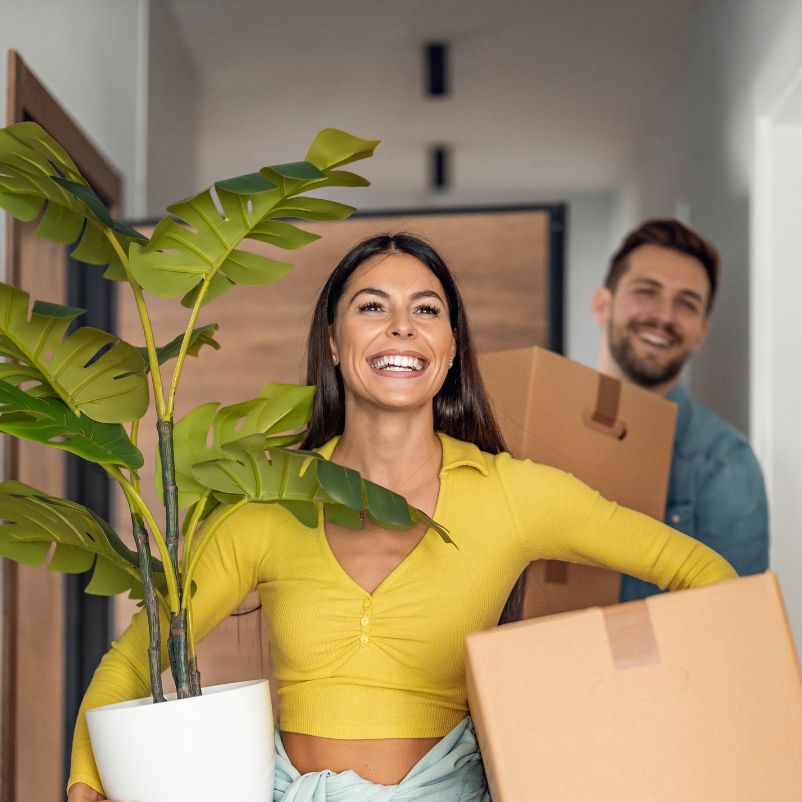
360, 597, 371, 645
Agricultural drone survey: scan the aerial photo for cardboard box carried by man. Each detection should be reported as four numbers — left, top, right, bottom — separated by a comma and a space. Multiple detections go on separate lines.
478, 345, 677, 616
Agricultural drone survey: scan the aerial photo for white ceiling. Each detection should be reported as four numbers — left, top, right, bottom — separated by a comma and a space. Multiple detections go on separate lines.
164, 0, 696, 197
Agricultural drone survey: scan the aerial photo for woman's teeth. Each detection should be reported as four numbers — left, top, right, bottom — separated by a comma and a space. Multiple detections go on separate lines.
372, 355, 424, 371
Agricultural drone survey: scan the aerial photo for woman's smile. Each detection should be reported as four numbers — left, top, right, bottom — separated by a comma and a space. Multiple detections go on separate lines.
368, 349, 429, 377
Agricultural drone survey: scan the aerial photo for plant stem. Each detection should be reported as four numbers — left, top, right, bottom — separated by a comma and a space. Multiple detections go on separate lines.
181, 493, 209, 574
166, 279, 211, 418
168, 610, 191, 699
182, 499, 248, 610
187, 602, 202, 697
157, 418, 182, 599
106, 466, 180, 612
130, 511, 166, 703
104, 231, 167, 419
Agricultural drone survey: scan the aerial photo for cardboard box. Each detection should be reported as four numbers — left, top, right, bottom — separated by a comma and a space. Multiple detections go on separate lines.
478, 347, 677, 616
466, 572, 802, 802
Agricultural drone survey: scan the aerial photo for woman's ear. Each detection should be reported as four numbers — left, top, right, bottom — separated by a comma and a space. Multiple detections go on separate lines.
449, 332, 457, 362
328, 330, 339, 365
591, 287, 612, 326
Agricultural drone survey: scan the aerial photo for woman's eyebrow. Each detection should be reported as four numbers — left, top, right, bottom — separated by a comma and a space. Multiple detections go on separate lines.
411, 289, 446, 304
347, 287, 389, 305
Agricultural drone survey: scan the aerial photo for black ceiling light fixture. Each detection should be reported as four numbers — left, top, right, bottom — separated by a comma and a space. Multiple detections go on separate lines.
424, 42, 451, 191
430, 145, 450, 192
424, 42, 449, 97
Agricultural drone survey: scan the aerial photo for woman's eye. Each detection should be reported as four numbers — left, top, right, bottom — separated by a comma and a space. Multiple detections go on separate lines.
415, 304, 441, 316
357, 300, 384, 312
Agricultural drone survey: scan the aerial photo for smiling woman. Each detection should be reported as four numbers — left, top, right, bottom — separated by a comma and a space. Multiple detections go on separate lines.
68, 233, 737, 802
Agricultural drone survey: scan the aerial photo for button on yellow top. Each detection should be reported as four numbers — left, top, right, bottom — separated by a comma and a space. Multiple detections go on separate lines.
362, 598, 371, 609
359, 634, 369, 645
361, 616, 369, 626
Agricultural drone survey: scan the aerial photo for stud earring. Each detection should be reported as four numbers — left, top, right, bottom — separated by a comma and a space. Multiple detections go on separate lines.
448, 358, 454, 369
332, 353, 339, 366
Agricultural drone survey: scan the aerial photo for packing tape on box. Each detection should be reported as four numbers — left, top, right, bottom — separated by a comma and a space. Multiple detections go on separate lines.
584, 374, 627, 439
593, 374, 621, 427
602, 600, 661, 670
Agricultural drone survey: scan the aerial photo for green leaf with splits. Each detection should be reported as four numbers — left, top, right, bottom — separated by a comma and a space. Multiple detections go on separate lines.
304, 129, 381, 171
191, 445, 453, 545
128, 128, 377, 305
160, 382, 316, 511
0, 379, 143, 469
0, 122, 146, 280
135, 323, 221, 374
0, 481, 167, 598
0, 282, 148, 423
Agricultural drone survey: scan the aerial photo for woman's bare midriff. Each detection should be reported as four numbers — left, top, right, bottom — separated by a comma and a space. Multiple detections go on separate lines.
281, 732, 442, 784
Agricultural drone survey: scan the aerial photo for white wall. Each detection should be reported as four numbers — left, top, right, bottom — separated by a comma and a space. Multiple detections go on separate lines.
146, 0, 200, 215
752, 70, 802, 652
616, 0, 802, 436
617, 0, 802, 643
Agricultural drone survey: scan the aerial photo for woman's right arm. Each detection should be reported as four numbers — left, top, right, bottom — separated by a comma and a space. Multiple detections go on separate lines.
67, 502, 272, 796
497, 453, 737, 589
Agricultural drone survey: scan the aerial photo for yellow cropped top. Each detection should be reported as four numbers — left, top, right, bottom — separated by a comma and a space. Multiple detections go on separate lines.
69, 433, 736, 792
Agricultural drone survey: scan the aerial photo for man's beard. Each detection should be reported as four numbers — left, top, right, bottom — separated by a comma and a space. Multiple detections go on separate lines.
608, 319, 688, 389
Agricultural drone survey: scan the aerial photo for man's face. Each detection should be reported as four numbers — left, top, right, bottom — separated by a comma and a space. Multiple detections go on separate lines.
595, 244, 711, 388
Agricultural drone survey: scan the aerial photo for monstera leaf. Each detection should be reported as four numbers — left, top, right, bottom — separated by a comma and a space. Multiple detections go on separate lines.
136, 323, 221, 374
192, 445, 452, 544
129, 128, 379, 306
0, 481, 166, 598
0, 379, 143, 470
159, 382, 316, 510
0, 283, 147, 423
0, 122, 145, 280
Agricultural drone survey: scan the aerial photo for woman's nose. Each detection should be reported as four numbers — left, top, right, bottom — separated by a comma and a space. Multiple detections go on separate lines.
388, 311, 415, 337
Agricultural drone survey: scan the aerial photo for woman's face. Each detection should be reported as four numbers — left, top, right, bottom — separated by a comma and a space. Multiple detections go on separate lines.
330, 251, 457, 414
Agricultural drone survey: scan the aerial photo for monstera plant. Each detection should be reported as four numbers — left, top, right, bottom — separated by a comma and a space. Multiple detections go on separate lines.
0, 122, 449, 703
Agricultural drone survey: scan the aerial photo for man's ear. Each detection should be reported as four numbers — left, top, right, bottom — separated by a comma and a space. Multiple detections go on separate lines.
591, 287, 612, 326
689, 318, 711, 355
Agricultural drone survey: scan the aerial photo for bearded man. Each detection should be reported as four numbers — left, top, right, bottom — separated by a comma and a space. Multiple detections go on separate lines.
591, 218, 769, 601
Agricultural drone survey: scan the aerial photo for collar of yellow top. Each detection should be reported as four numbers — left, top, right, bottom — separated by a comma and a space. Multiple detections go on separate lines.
314, 432, 489, 477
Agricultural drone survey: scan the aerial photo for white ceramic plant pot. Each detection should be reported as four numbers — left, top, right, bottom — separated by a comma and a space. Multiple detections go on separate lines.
86, 679, 274, 802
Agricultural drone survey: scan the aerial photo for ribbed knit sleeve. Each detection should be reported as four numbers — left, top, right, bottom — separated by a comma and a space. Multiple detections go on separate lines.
495, 452, 737, 590
68, 502, 272, 795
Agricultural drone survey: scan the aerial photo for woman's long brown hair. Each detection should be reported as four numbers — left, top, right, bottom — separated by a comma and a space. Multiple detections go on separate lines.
300, 233, 526, 623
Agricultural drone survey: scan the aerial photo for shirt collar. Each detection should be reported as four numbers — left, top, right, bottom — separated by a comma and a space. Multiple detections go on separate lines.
314, 432, 489, 476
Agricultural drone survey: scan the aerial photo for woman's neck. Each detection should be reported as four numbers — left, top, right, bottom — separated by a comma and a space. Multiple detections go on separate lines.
332, 405, 441, 491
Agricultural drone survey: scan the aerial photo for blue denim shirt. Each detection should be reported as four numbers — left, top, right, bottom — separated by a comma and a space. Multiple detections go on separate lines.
620, 383, 769, 602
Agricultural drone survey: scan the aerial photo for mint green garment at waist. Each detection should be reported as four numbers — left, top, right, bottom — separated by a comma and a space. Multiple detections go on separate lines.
273, 717, 490, 801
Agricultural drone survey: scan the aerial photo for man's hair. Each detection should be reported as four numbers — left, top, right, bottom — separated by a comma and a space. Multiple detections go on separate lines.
605, 219, 720, 314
